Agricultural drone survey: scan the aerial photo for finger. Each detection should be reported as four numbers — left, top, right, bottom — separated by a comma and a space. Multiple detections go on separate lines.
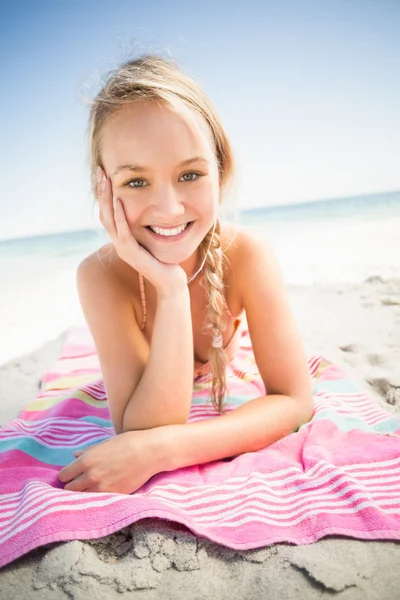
58, 459, 83, 483
101, 174, 117, 239
113, 198, 161, 272
73, 439, 107, 457
95, 166, 103, 197
97, 171, 117, 241
64, 474, 90, 492
84, 483, 105, 493
96, 168, 106, 210
113, 196, 135, 243
113, 197, 148, 268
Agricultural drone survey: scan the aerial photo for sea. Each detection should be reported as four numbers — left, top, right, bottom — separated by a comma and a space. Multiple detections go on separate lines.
1, 190, 399, 367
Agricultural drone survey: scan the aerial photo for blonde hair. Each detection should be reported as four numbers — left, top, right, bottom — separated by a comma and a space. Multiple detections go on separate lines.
86, 54, 235, 413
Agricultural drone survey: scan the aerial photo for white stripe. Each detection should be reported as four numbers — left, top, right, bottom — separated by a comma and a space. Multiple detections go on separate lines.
149, 474, 400, 518
6, 419, 113, 433
3, 456, 399, 513
0, 488, 124, 545
4, 421, 110, 434
198, 500, 400, 529
147, 490, 400, 525
1, 481, 399, 547
1, 433, 110, 447
314, 394, 386, 409
140, 459, 400, 504
313, 402, 390, 422
1, 485, 58, 514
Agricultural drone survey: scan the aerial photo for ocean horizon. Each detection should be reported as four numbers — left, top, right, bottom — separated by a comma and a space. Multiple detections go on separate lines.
1, 189, 399, 367
1, 188, 399, 244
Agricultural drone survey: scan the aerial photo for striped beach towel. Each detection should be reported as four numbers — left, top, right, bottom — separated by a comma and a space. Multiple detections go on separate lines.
1, 321, 400, 568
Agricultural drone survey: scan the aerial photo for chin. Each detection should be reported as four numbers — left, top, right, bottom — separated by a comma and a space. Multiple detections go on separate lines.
150, 247, 194, 265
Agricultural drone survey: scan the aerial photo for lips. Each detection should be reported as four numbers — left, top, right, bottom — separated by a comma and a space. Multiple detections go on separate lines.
148, 222, 189, 235
146, 221, 194, 242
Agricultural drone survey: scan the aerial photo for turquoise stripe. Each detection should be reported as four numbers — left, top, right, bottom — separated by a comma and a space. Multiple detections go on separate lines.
0, 436, 110, 465
308, 409, 400, 434
16, 416, 113, 428
190, 394, 255, 406
79, 416, 113, 427
312, 379, 367, 394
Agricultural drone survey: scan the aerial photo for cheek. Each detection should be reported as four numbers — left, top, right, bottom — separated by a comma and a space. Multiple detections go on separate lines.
191, 180, 219, 209
119, 200, 141, 223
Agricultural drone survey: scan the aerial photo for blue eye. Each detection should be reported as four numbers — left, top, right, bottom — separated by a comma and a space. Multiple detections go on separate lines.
127, 179, 147, 188
125, 172, 202, 189
180, 172, 201, 182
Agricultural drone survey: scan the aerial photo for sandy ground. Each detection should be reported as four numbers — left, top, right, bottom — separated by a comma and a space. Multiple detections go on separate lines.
1, 276, 400, 599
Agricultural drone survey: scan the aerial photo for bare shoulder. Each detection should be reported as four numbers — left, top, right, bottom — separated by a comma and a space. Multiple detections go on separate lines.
218, 221, 272, 316
78, 243, 116, 275
221, 222, 313, 409
76, 244, 149, 434
77, 243, 139, 299
220, 221, 271, 275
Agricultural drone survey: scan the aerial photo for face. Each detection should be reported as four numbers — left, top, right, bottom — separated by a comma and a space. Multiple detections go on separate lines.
99, 100, 220, 268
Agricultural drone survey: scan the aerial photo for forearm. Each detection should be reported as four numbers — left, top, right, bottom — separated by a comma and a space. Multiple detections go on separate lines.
122, 287, 194, 432
157, 394, 314, 472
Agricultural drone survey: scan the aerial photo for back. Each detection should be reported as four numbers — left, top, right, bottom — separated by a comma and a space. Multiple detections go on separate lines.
76, 247, 150, 434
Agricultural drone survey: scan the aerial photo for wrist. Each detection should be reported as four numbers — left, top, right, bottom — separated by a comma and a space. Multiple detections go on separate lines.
156, 284, 190, 304
152, 424, 182, 472
155, 267, 189, 300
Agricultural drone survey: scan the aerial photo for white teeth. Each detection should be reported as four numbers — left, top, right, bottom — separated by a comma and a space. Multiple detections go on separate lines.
149, 223, 189, 237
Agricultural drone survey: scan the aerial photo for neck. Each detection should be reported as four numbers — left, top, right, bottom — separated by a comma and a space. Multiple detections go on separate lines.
177, 247, 202, 281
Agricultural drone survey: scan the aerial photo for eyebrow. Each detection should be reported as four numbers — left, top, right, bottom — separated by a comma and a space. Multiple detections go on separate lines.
112, 156, 210, 176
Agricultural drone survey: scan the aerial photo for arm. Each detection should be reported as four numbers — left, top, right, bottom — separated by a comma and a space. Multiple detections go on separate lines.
122, 286, 194, 433
156, 228, 314, 471
76, 255, 194, 435
158, 393, 313, 472
58, 394, 312, 494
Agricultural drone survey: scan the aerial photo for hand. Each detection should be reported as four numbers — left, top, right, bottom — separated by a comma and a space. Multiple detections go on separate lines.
58, 429, 167, 494
97, 168, 188, 297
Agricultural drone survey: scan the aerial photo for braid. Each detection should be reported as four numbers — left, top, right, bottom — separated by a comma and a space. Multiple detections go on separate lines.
199, 220, 230, 413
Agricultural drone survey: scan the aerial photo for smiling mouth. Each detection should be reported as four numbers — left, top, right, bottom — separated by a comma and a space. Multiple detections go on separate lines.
146, 221, 193, 238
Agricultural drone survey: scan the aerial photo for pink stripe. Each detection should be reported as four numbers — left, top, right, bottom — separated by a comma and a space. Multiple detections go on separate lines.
18, 398, 111, 421
1, 326, 400, 569
41, 369, 101, 383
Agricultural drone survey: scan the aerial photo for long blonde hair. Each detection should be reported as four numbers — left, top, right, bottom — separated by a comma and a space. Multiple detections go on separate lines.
87, 54, 236, 413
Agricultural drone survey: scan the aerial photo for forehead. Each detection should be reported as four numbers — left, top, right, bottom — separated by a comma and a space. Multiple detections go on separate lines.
100, 100, 216, 165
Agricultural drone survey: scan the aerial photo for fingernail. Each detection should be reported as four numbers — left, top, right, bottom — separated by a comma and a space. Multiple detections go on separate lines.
96, 166, 102, 183
102, 175, 107, 191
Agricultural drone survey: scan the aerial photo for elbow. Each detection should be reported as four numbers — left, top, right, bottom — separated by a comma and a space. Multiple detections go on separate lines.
121, 411, 189, 434
295, 391, 315, 426
301, 403, 315, 426
286, 380, 314, 428
113, 418, 124, 436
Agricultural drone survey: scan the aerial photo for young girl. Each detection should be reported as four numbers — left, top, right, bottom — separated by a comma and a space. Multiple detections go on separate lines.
58, 54, 314, 494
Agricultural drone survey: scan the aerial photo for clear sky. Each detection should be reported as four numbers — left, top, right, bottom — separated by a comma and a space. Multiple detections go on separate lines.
0, 0, 398, 240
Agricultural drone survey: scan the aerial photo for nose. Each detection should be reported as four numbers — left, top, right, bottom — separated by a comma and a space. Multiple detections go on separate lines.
148, 183, 185, 223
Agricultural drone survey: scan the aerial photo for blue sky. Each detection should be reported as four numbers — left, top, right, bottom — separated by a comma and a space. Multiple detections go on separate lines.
0, 0, 398, 240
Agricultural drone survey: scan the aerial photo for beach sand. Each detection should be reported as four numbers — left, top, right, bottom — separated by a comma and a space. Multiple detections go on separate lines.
1, 277, 400, 599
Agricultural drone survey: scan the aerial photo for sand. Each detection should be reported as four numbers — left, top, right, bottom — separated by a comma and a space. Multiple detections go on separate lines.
1, 276, 400, 599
